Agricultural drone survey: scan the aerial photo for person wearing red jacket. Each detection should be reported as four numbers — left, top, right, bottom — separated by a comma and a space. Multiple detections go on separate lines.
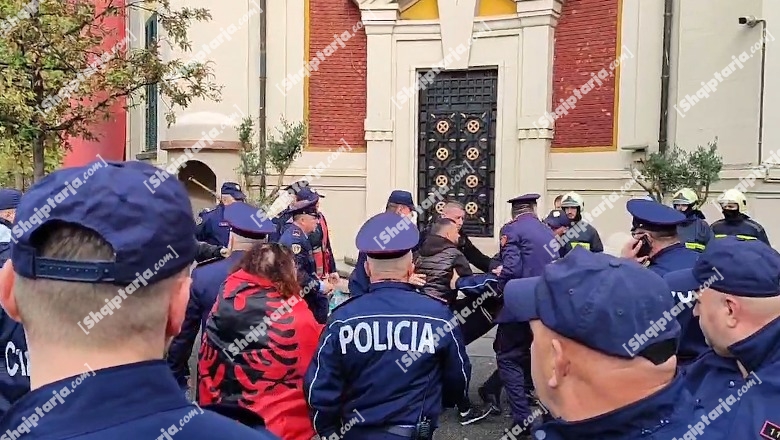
198, 243, 323, 440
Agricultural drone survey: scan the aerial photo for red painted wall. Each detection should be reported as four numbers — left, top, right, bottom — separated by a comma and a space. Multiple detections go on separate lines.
551, 0, 619, 148
308, 0, 366, 149
63, 0, 127, 167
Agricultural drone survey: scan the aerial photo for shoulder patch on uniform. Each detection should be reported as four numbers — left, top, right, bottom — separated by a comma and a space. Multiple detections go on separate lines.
500, 235, 508, 247
292, 229, 302, 237
195, 216, 203, 225
760, 421, 780, 440
291, 244, 302, 254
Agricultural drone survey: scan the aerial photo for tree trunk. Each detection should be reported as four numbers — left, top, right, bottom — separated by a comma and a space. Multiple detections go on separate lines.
32, 133, 45, 183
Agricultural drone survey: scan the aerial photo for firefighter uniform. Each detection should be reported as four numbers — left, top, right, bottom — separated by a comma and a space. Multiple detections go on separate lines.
711, 189, 770, 245
671, 188, 713, 252
559, 192, 603, 252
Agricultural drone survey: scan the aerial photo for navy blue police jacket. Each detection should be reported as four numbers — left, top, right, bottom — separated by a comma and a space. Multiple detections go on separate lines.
195, 204, 230, 247
680, 316, 780, 439
304, 281, 470, 437
0, 360, 278, 439
667, 287, 709, 364
711, 214, 770, 245
167, 252, 245, 388
497, 213, 557, 289
279, 223, 328, 324
533, 374, 707, 440
646, 242, 699, 277
270, 211, 292, 243
676, 210, 713, 252
0, 218, 29, 420
647, 243, 702, 362
347, 252, 369, 295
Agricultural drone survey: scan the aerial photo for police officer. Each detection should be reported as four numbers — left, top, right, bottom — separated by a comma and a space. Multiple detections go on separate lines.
671, 188, 713, 252
0, 188, 26, 419
168, 201, 275, 390
279, 199, 332, 324
196, 182, 246, 247
543, 209, 572, 258
347, 190, 417, 296
559, 191, 603, 252
622, 198, 699, 276
711, 189, 770, 245
0, 189, 21, 263
492, 194, 556, 431
666, 237, 780, 439
498, 249, 703, 439
297, 187, 337, 280
304, 212, 470, 439
0, 161, 276, 438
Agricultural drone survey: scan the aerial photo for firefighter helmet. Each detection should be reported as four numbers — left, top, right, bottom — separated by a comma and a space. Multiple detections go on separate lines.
672, 188, 699, 207
718, 189, 747, 213
560, 192, 584, 209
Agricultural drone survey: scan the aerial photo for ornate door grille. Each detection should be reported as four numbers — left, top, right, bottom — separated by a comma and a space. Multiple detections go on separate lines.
416, 68, 498, 237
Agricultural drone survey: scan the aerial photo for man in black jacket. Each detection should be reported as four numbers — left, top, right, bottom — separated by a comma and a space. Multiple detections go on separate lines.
414, 218, 492, 426
418, 201, 493, 272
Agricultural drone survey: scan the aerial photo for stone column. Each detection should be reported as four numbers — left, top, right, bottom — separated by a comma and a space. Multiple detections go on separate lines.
513, 0, 563, 217
352, 0, 399, 215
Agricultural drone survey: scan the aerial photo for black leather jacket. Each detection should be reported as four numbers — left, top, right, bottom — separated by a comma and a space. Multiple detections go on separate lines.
196, 241, 225, 263
414, 235, 473, 304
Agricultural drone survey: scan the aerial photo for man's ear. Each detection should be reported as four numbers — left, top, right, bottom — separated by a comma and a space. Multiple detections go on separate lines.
165, 274, 192, 339
364, 260, 371, 279
0, 260, 20, 322
548, 338, 568, 389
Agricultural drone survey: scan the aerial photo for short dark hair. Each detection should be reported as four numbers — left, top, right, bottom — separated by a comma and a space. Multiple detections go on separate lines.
431, 218, 457, 236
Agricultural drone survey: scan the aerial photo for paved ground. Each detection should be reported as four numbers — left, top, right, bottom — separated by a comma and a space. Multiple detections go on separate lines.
436, 329, 517, 440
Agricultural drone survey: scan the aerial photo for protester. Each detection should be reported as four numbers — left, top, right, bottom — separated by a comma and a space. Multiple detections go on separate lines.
199, 243, 322, 439
499, 248, 703, 439
0, 161, 276, 438
414, 217, 491, 425
0, 188, 25, 419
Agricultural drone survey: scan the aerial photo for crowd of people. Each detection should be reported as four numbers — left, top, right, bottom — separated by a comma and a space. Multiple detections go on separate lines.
0, 160, 777, 440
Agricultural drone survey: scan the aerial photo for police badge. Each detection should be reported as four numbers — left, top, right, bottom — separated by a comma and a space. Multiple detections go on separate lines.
196, 216, 203, 225
291, 244, 302, 254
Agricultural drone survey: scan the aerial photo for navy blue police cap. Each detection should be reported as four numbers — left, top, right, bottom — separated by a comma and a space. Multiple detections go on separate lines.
287, 199, 318, 217
284, 179, 310, 195
220, 182, 245, 200
627, 199, 685, 231
500, 248, 680, 363
664, 236, 780, 298
356, 212, 419, 260
386, 190, 415, 210
544, 209, 571, 229
296, 187, 322, 203
0, 189, 22, 210
11, 161, 198, 285
224, 202, 276, 239
507, 193, 540, 206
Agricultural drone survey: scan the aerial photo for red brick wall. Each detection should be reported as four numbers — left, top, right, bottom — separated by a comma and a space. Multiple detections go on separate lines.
551, 0, 619, 148
307, 0, 367, 150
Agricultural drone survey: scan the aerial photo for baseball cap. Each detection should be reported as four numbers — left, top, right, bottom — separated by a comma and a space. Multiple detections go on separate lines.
664, 236, 780, 298
11, 161, 198, 285
500, 248, 680, 362
544, 209, 570, 229
0, 189, 22, 210
386, 190, 415, 210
